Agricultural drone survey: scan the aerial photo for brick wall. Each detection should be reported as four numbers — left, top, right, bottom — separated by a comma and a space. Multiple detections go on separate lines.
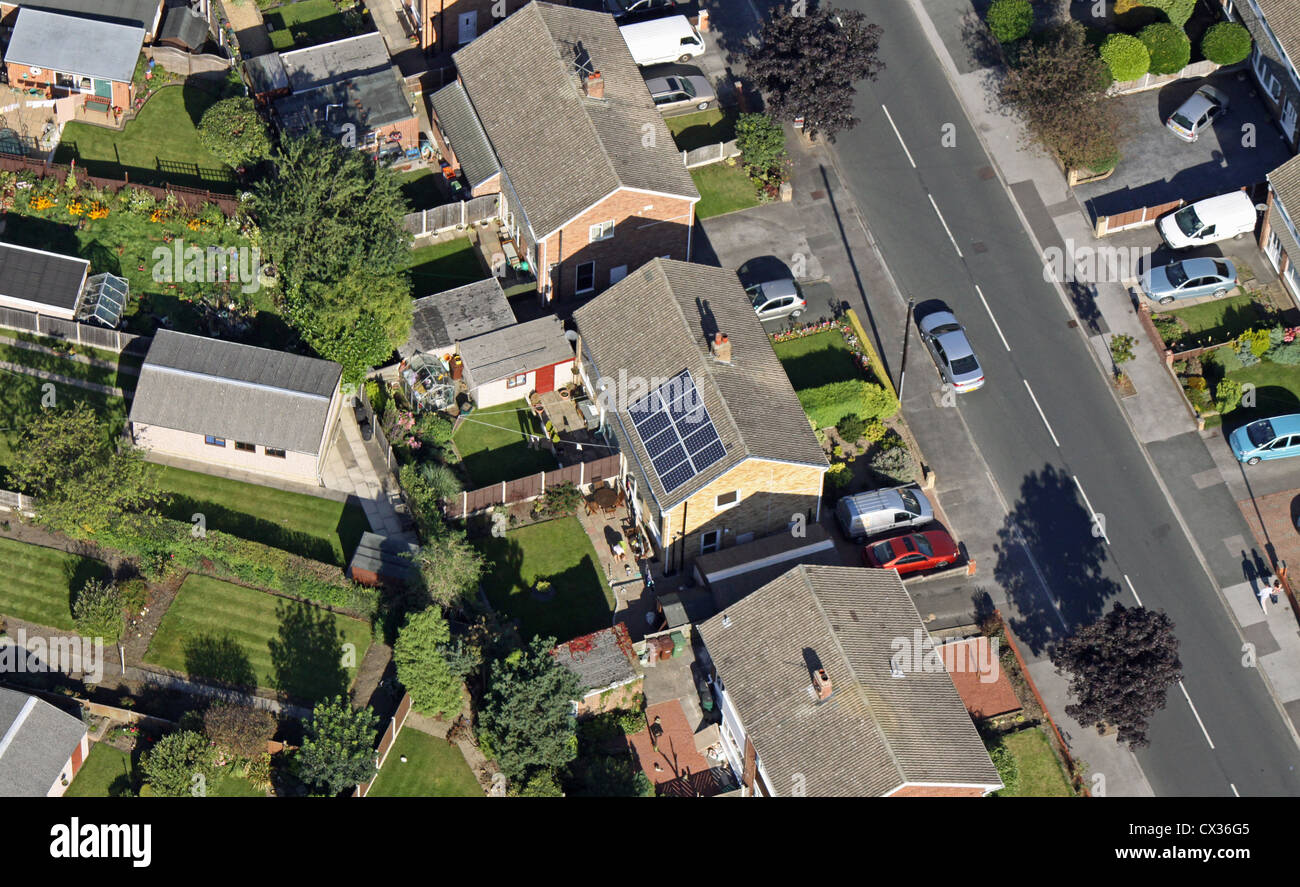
889, 783, 990, 798
574, 676, 644, 717
420, 0, 530, 52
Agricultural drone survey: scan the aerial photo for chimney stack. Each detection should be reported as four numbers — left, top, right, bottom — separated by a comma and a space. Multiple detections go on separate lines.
710, 332, 732, 363
584, 71, 604, 100
813, 668, 832, 701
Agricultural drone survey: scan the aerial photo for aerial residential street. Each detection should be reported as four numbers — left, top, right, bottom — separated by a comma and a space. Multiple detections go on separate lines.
810, 0, 1300, 795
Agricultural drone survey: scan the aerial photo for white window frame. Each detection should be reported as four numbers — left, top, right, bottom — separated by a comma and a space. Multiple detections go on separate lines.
575, 261, 596, 294
589, 219, 615, 243
715, 490, 741, 512
700, 529, 722, 554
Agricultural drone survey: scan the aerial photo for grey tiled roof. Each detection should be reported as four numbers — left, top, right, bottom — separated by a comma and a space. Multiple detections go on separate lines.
6, 8, 145, 84
25, 0, 160, 29
279, 32, 392, 92
0, 688, 86, 797
696, 566, 1001, 797
1269, 156, 1300, 292
1253, 0, 1300, 66
574, 259, 827, 510
158, 5, 209, 49
554, 624, 639, 693
274, 67, 414, 136
129, 330, 341, 455
452, 1, 697, 239
245, 52, 289, 95
0, 242, 89, 313
459, 315, 574, 387
429, 82, 500, 189
403, 277, 516, 358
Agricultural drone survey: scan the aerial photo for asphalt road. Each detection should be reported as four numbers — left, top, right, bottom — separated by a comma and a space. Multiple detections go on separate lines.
827, 0, 1300, 795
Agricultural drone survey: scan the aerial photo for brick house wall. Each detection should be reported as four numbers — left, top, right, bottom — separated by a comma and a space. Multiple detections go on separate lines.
887, 783, 992, 798
418, 0, 529, 52
537, 189, 697, 302
130, 423, 326, 485
3, 62, 132, 111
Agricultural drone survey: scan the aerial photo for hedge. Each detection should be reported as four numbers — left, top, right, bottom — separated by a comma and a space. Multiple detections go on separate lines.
1145, 0, 1195, 29
1139, 22, 1191, 75
985, 0, 1033, 44
845, 309, 897, 400
1100, 34, 1150, 83
1201, 22, 1252, 66
797, 379, 898, 430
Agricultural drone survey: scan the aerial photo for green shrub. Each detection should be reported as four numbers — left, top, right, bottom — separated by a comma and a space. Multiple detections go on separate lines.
987, 738, 1020, 797
735, 113, 786, 177
418, 461, 462, 501
869, 445, 916, 485
1239, 327, 1272, 359
826, 462, 852, 489
415, 412, 454, 447
1201, 22, 1252, 66
864, 419, 888, 444
1214, 378, 1243, 414
1147, 0, 1195, 29
1152, 315, 1181, 345
797, 379, 898, 430
1269, 340, 1300, 366
1086, 139, 1122, 174
836, 413, 868, 443
986, 0, 1033, 44
1100, 33, 1150, 83
1139, 22, 1190, 75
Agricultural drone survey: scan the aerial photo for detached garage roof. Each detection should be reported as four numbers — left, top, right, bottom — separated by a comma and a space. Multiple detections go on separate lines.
0, 688, 86, 797
6, 8, 146, 84
0, 241, 89, 314
129, 330, 342, 455
403, 277, 515, 358
459, 315, 573, 387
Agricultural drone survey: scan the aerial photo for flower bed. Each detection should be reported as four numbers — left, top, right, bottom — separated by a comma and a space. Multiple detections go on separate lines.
771, 317, 880, 382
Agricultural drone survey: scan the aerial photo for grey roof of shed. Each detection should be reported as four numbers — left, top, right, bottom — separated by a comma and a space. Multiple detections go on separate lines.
129, 330, 342, 455
452, 1, 697, 239
696, 566, 1001, 797
6, 8, 146, 84
554, 624, 638, 694
403, 278, 516, 358
274, 67, 414, 136
246, 52, 289, 95
574, 259, 827, 510
0, 241, 89, 313
158, 5, 210, 49
0, 688, 86, 797
279, 32, 393, 91
430, 82, 500, 189
25, 0, 160, 29
348, 531, 420, 582
459, 315, 574, 387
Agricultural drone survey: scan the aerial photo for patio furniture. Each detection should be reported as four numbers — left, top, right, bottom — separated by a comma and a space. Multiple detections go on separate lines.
500, 238, 520, 269
593, 486, 619, 516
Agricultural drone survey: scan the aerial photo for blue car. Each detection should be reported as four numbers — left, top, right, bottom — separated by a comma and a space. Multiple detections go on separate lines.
1229, 414, 1300, 465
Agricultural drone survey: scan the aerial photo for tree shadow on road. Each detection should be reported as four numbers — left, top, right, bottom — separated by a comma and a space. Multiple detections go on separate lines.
993, 465, 1122, 655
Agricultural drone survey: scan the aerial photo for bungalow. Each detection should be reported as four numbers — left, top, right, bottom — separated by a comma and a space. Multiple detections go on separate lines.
1261, 154, 1300, 304
428, 2, 699, 302
128, 330, 345, 486
2, 7, 143, 113
0, 241, 128, 327
0, 688, 89, 797
457, 315, 575, 408
695, 565, 1003, 797
0, 0, 165, 38
1221, 0, 1300, 151
573, 259, 828, 575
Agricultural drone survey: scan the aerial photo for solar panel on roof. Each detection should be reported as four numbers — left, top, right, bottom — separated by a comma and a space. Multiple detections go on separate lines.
628, 370, 725, 494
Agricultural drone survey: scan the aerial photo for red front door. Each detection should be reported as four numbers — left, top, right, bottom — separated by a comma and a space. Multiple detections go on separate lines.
535, 362, 556, 393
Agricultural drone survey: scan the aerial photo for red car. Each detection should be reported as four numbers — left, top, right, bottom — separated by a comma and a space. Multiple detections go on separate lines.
862, 529, 960, 575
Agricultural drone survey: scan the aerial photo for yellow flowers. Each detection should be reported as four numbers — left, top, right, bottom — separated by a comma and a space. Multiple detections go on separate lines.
31, 195, 56, 210
150, 208, 168, 223
187, 217, 202, 230
88, 202, 109, 220
67, 200, 85, 216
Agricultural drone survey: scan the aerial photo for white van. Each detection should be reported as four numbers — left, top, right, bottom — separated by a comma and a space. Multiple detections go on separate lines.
620, 15, 705, 66
1157, 191, 1258, 249
835, 487, 933, 541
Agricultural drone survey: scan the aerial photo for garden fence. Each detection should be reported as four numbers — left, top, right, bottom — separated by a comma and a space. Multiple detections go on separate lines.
403, 194, 501, 237
1107, 60, 1221, 96
0, 305, 147, 353
355, 691, 414, 797
0, 151, 239, 214
0, 488, 36, 516
1093, 198, 1185, 237
682, 139, 740, 169
444, 452, 623, 519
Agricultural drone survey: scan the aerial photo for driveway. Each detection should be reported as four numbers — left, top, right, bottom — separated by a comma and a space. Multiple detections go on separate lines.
1075, 70, 1295, 221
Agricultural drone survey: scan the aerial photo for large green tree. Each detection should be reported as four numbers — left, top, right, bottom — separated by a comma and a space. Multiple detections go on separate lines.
142, 730, 217, 797
478, 636, 582, 786
393, 606, 466, 717
296, 695, 378, 795
8, 403, 164, 538
405, 531, 486, 610
292, 270, 412, 381
198, 96, 273, 168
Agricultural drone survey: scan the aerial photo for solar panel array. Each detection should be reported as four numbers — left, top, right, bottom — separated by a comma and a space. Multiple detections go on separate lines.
628, 370, 726, 493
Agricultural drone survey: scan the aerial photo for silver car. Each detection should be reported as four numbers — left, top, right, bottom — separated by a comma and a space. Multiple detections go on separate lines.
644, 73, 715, 114
747, 278, 807, 321
1140, 257, 1237, 305
1166, 86, 1229, 142
918, 311, 984, 393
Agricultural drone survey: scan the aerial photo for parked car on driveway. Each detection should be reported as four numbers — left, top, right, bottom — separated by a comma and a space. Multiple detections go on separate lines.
863, 528, 960, 575
607, 0, 696, 24
1140, 257, 1237, 304
1157, 191, 1259, 249
1166, 85, 1229, 142
918, 310, 984, 393
745, 277, 806, 321
644, 70, 715, 113
1230, 414, 1300, 465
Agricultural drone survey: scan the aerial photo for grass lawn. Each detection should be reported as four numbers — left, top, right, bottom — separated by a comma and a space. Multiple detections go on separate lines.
0, 538, 114, 631
402, 237, 485, 296
397, 168, 443, 210
146, 464, 369, 566
367, 728, 481, 797
66, 744, 135, 797
1157, 294, 1260, 350
452, 400, 556, 487
690, 163, 760, 220
995, 728, 1075, 797
475, 517, 614, 642
144, 574, 371, 702
666, 108, 737, 152
1219, 360, 1300, 430
264, 0, 352, 51
772, 330, 861, 391
55, 85, 234, 191
0, 339, 138, 394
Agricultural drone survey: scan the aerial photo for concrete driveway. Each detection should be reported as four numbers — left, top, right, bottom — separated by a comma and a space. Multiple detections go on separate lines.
1076, 69, 1294, 221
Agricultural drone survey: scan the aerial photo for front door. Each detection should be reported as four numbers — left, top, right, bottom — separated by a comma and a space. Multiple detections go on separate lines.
1283, 99, 1298, 144
535, 362, 555, 394
458, 11, 477, 44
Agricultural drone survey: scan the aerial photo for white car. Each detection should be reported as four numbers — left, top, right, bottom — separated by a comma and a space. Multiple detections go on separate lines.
1166, 86, 1229, 142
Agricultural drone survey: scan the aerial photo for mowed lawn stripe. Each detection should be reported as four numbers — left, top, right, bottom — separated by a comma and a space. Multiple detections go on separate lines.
0, 537, 113, 631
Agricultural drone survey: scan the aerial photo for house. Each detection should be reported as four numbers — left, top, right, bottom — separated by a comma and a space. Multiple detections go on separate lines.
1221, 0, 1300, 151
573, 259, 828, 575
0, 241, 128, 327
1261, 153, 1300, 304
427, 2, 699, 302
270, 33, 419, 155
2, 7, 144, 113
400, 277, 516, 360
128, 330, 345, 486
553, 623, 643, 716
0, 0, 165, 38
0, 688, 89, 797
695, 565, 1004, 797
406, 0, 530, 53
457, 315, 575, 407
